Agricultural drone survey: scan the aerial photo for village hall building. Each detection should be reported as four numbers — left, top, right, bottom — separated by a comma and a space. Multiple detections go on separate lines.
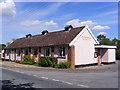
3, 25, 116, 68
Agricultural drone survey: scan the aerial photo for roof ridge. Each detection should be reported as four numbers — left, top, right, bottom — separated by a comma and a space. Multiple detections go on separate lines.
12, 26, 86, 41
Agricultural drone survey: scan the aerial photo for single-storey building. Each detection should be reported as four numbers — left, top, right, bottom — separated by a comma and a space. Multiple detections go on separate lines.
0, 50, 4, 59
2, 25, 116, 68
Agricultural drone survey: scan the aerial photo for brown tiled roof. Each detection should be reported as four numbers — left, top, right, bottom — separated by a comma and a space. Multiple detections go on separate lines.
6, 26, 85, 49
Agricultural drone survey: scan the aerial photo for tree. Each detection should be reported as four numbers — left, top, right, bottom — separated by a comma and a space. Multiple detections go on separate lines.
111, 38, 118, 46
111, 38, 120, 60
97, 35, 106, 43
0, 44, 6, 51
97, 35, 111, 45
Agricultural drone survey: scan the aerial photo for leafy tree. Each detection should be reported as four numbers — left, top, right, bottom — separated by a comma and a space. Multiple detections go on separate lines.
97, 35, 111, 45
0, 44, 6, 51
97, 35, 106, 43
111, 38, 120, 60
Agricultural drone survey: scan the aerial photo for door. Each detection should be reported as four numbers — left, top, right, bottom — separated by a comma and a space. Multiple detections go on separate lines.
10, 50, 14, 61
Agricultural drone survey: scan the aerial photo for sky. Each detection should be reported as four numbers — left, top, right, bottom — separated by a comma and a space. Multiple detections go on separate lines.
0, 0, 118, 44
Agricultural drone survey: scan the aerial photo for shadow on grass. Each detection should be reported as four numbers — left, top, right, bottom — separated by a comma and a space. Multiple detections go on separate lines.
1, 80, 34, 89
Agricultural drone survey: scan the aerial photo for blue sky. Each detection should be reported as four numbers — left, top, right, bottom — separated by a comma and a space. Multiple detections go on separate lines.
1, 0, 118, 44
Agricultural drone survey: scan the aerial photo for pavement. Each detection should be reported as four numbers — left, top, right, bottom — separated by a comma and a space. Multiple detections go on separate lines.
0, 60, 119, 88
1, 60, 119, 73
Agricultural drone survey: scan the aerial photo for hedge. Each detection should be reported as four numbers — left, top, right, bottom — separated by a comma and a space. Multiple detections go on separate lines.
19, 56, 35, 65
57, 62, 71, 68
38, 56, 58, 67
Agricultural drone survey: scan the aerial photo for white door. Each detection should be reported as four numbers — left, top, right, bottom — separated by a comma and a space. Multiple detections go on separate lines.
11, 50, 14, 61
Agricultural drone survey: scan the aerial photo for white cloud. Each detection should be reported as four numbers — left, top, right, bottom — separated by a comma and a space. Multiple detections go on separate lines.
92, 25, 110, 31
20, 20, 58, 28
80, 20, 97, 27
44, 20, 58, 27
97, 32, 107, 35
20, 20, 41, 26
65, 19, 96, 27
0, 0, 16, 18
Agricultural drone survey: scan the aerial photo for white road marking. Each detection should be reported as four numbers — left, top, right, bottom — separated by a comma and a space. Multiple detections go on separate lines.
20, 72, 24, 74
33, 75, 37, 77
15, 71, 20, 72
77, 84, 89, 88
52, 79, 60, 82
41, 77, 48, 79
8, 68, 11, 70
63, 81, 73, 85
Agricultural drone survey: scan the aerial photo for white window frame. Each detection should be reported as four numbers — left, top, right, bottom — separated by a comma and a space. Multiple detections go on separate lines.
58, 47, 65, 57
44, 47, 50, 56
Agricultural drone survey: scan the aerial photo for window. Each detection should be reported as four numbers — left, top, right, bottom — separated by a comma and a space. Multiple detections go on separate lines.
33, 49, 38, 56
6, 50, 9, 56
94, 49, 98, 58
25, 49, 28, 55
21, 49, 23, 53
94, 52, 97, 58
17, 49, 20, 56
58, 47, 65, 57
44, 48, 50, 56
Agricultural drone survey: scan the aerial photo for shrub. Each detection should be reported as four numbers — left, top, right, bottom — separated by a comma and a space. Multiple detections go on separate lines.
49, 57, 58, 67
57, 62, 71, 69
15, 60, 21, 63
38, 56, 58, 67
20, 56, 35, 65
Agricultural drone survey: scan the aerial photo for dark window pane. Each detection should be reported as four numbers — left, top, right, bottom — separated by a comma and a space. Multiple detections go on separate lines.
33, 49, 38, 56
17, 50, 20, 56
25, 49, 28, 55
63, 47, 65, 56
59, 47, 65, 57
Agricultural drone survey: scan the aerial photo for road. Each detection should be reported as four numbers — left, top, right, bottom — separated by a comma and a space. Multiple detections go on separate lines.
0, 61, 119, 88
1, 67, 90, 88
0, 67, 118, 88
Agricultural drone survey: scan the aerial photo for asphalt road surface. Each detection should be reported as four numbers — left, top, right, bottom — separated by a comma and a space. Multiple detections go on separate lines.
0, 66, 118, 89
1, 68, 82, 88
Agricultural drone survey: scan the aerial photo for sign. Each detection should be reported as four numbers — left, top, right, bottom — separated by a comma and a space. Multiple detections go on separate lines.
82, 36, 91, 40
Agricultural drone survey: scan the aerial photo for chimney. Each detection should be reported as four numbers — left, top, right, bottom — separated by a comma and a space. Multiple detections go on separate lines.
26, 34, 32, 38
64, 25, 73, 31
42, 30, 48, 35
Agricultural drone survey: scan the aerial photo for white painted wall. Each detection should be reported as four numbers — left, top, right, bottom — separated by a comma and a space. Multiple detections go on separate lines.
5, 54, 9, 59
16, 50, 21, 60
71, 28, 98, 65
102, 49, 116, 63
16, 56, 21, 60
5, 50, 9, 59
108, 49, 116, 62
1, 50, 4, 59
12, 46, 68, 63
101, 49, 108, 62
